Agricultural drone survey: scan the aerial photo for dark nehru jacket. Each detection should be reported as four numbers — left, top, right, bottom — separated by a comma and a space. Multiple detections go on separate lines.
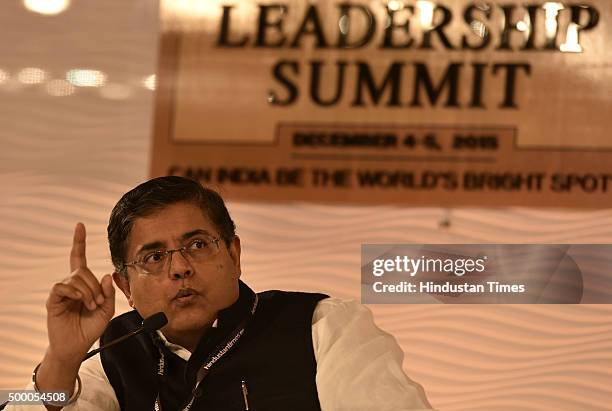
100, 281, 328, 411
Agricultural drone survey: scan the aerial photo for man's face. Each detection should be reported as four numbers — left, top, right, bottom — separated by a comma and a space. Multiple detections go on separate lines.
114, 201, 241, 342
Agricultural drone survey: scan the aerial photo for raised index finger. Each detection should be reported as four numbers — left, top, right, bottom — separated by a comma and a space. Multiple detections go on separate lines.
70, 222, 87, 272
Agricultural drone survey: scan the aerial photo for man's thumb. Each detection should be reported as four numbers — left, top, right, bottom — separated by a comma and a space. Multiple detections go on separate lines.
101, 274, 116, 315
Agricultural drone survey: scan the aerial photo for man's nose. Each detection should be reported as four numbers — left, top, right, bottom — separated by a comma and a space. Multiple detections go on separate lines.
168, 249, 193, 280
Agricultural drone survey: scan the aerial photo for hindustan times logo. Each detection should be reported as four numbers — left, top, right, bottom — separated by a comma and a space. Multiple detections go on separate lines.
372, 255, 487, 277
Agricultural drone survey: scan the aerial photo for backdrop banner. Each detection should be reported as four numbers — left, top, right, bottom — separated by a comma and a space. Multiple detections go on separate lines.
151, 0, 611, 206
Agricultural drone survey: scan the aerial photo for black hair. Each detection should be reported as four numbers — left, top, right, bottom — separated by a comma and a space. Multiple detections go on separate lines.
107, 176, 236, 274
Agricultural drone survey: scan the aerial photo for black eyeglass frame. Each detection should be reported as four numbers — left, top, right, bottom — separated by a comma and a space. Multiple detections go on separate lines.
121, 237, 222, 275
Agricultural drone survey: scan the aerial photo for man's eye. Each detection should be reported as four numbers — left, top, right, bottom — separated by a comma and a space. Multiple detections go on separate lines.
143, 251, 165, 264
189, 239, 208, 250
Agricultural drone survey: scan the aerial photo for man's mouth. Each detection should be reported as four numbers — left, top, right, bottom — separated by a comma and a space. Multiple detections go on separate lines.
172, 288, 198, 305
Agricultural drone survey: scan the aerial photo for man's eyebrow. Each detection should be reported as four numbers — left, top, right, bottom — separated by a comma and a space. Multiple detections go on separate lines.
181, 229, 215, 240
136, 241, 165, 255
134, 229, 215, 256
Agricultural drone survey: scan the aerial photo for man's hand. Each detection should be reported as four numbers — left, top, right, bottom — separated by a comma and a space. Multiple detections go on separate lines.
35, 223, 116, 409
45, 222, 115, 363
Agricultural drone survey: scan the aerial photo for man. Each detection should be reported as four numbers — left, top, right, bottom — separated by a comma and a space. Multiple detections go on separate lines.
7, 176, 432, 410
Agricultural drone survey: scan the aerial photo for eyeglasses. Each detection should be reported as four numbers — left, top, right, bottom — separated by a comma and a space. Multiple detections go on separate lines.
123, 237, 221, 276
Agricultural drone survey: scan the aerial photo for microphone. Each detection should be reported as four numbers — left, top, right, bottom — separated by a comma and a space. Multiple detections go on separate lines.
83, 312, 167, 361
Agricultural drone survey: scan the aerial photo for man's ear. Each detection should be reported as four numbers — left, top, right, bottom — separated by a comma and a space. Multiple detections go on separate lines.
228, 236, 241, 278
113, 271, 135, 308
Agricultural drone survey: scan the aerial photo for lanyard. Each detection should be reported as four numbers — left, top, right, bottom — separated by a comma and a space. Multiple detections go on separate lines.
154, 294, 259, 411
